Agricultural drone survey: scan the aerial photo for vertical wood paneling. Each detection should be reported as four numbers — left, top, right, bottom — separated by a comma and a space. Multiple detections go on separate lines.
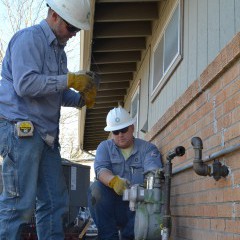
171, 71, 177, 101
156, 90, 163, 120
207, 0, 220, 63
176, 61, 182, 99
146, 0, 240, 132
187, 0, 198, 85
162, 87, 168, 114
197, 0, 208, 77
178, 0, 189, 94
220, 0, 235, 49
235, 0, 240, 32
165, 79, 172, 111
139, 51, 150, 137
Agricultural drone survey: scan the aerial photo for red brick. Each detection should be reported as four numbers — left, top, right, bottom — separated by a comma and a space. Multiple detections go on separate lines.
210, 219, 225, 231
225, 220, 240, 234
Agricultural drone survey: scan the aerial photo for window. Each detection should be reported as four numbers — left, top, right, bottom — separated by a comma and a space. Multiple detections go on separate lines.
131, 87, 139, 137
151, 0, 183, 100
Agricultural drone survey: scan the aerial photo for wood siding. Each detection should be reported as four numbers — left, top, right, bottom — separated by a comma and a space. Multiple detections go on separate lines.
148, 0, 240, 129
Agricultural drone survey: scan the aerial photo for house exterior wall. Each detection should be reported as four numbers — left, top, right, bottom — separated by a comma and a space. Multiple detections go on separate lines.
145, 33, 240, 239
124, 0, 240, 239
148, 0, 240, 130
124, 48, 151, 138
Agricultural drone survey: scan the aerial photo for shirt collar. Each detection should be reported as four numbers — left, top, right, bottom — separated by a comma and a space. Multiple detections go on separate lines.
39, 20, 61, 47
112, 138, 137, 155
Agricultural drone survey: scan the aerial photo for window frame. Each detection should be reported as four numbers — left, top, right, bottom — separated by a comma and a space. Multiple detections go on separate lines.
151, 0, 183, 102
130, 86, 140, 138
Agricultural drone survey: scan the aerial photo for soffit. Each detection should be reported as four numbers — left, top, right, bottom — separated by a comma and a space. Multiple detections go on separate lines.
83, 0, 161, 151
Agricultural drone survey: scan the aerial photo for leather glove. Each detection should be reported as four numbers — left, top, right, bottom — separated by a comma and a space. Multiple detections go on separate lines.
67, 71, 95, 92
83, 86, 97, 108
108, 176, 129, 195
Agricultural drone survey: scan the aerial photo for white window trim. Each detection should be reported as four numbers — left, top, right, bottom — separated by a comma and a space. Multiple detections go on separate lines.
151, 0, 183, 102
131, 86, 140, 138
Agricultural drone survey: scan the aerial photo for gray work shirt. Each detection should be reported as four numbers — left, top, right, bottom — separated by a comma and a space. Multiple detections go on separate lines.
0, 20, 84, 145
95, 138, 163, 185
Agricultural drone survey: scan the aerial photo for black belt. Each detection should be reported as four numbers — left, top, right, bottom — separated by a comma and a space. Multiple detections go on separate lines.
0, 118, 18, 123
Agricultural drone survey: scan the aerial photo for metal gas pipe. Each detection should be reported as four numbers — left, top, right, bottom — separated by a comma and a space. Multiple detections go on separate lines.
161, 146, 185, 240
191, 137, 229, 181
123, 145, 185, 240
191, 137, 211, 176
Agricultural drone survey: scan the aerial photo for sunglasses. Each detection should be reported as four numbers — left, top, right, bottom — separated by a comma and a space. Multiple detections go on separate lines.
112, 126, 129, 135
62, 18, 80, 33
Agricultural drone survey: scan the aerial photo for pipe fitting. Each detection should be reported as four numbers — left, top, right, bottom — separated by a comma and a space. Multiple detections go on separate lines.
167, 146, 185, 161
212, 159, 229, 181
191, 137, 229, 180
191, 137, 211, 176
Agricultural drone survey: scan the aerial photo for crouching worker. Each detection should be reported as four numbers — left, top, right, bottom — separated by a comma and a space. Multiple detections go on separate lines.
88, 107, 163, 240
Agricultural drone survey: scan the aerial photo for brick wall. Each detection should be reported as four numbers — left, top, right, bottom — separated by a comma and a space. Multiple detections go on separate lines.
146, 33, 240, 239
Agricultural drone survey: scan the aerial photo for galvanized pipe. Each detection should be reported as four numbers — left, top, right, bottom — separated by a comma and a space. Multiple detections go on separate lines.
191, 137, 211, 176
173, 142, 240, 175
162, 146, 185, 239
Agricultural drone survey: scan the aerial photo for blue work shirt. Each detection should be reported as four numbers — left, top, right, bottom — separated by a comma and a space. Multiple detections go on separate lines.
0, 20, 84, 145
95, 138, 163, 185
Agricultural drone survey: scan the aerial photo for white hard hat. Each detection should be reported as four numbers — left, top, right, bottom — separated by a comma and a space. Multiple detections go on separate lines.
46, 0, 91, 30
104, 107, 136, 132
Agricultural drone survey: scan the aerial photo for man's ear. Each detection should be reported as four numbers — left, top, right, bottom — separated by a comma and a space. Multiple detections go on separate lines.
52, 11, 59, 21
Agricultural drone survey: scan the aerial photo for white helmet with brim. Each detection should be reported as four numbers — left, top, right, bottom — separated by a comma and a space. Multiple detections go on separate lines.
104, 107, 136, 132
46, 0, 91, 30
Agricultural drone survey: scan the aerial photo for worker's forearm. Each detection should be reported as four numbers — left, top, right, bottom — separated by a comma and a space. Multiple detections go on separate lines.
98, 170, 115, 186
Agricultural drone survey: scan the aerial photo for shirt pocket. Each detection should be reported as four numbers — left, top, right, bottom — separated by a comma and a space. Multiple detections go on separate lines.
111, 156, 123, 175
45, 53, 59, 75
129, 160, 144, 184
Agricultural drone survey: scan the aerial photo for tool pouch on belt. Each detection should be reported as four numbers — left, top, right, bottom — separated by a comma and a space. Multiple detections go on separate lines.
15, 121, 34, 137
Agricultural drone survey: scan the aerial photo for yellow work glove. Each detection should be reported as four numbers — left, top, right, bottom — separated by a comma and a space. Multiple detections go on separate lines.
108, 176, 129, 195
83, 85, 97, 108
67, 71, 94, 92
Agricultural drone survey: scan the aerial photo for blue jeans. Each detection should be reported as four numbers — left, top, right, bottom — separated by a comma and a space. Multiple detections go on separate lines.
88, 180, 135, 240
0, 119, 68, 240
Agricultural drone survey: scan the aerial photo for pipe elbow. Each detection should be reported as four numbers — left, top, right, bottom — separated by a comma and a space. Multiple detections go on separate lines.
191, 137, 203, 149
192, 137, 210, 176
193, 162, 211, 176
167, 146, 185, 160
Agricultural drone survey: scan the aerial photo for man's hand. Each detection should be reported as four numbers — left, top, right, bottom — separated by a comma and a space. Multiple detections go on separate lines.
82, 85, 97, 108
108, 176, 129, 195
68, 71, 100, 108
67, 71, 95, 92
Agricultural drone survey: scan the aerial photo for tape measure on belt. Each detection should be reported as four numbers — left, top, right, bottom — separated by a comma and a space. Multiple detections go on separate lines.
15, 121, 34, 137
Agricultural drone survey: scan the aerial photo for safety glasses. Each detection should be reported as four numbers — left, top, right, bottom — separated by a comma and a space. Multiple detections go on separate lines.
112, 126, 129, 135
62, 18, 80, 33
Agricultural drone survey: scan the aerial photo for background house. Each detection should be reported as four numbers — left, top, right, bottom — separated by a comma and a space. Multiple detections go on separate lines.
79, 0, 240, 239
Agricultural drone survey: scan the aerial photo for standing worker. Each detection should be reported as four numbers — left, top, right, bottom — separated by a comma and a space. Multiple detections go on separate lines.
88, 106, 163, 240
0, 0, 98, 239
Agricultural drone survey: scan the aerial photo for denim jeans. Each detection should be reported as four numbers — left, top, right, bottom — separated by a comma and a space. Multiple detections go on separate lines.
88, 180, 135, 240
0, 119, 68, 240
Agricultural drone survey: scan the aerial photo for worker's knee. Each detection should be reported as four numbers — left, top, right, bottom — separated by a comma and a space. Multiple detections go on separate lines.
88, 181, 103, 202
88, 180, 115, 207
